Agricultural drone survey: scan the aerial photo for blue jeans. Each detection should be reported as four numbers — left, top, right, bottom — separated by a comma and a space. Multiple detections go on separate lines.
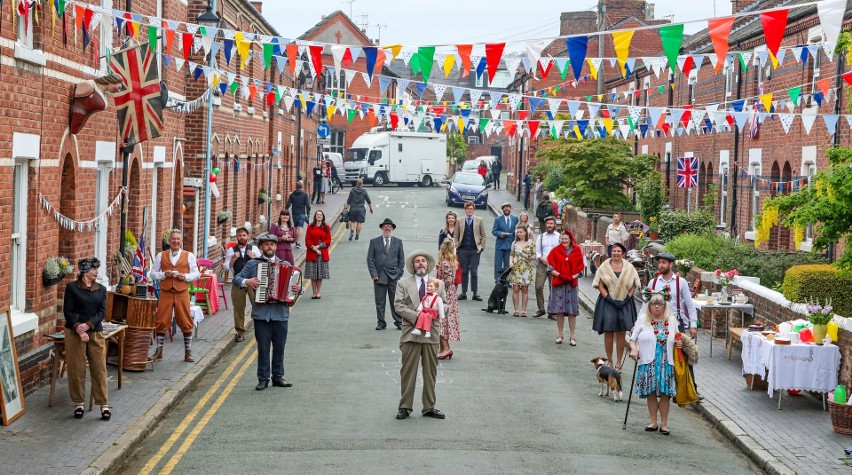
254, 319, 288, 382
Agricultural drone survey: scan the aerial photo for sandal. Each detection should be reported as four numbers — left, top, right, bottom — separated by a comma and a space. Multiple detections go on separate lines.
645, 425, 659, 432
74, 406, 84, 419
555, 336, 564, 344
513, 312, 520, 317
569, 338, 577, 346
100, 407, 111, 421
521, 312, 527, 317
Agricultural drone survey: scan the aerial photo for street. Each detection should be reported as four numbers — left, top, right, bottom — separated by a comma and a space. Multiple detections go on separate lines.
119, 188, 757, 475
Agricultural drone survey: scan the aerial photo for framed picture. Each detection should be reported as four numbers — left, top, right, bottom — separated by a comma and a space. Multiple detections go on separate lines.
0, 310, 26, 425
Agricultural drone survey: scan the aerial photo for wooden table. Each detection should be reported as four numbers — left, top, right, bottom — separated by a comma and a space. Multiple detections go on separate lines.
727, 327, 746, 360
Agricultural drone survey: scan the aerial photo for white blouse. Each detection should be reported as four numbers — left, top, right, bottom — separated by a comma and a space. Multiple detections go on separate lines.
630, 319, 677, 366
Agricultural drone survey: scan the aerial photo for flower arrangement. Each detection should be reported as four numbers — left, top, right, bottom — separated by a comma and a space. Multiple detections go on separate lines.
124, 229, 138, 254
806, 299, 834, 326
674, 259, 694, 275
217, 209, 233, 223
647, 216, 659, 233
258, 188, 269, 204
626, 220, 648, 235
43, 256, 75, 279
714, 268, 739, 287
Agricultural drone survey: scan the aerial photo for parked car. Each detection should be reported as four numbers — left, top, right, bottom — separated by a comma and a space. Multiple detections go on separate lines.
446, 172, 489, 209
461, 155, 497, 183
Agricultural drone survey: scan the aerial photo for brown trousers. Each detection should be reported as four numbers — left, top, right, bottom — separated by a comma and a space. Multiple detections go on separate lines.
231, 285, 249, 336
398, 341, 438, 413
156, 290, 193, 334
64, 328, 108, 406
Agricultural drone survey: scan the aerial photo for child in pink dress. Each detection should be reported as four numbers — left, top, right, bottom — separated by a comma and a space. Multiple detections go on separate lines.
411, 279, 445, 338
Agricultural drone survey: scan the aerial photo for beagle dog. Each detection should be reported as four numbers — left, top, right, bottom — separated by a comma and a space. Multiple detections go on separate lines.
591, 357, 623, 402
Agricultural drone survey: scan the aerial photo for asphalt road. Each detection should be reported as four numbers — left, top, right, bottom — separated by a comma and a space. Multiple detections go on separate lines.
119, 188, 758, 475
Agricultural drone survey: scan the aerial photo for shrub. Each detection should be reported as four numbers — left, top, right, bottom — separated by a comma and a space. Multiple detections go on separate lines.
636, 171, 664, 222
714, 246, 826, 289
657, 209, 715, 241
782, 264, 852, 317
663, 233, 730, 270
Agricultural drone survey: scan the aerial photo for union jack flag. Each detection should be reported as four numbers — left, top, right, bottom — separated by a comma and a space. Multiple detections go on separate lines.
676, 155, 699, 188
109, 43, 165, 145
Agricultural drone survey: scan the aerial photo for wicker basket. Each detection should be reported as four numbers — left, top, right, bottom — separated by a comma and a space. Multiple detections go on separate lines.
828, 400, 852, 435
743, 372, 769, 391
123, 326, 154, 372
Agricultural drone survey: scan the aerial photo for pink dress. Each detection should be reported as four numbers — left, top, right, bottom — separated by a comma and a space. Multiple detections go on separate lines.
436, 259, 461, 341
270, 223, 295, 264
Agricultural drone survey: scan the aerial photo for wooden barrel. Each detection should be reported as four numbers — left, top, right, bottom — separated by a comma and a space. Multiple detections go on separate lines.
123, 327, 154, 371
125, 297, 158, 328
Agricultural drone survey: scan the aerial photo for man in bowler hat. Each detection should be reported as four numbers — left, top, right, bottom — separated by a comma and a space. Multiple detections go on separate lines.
367, 218, 406, 330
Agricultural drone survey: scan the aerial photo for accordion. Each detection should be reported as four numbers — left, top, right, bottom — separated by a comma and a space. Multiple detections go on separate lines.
253, 261, 302, 305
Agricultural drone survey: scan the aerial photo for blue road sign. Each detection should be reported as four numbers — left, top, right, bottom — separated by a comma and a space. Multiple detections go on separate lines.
317, 123, 331, 138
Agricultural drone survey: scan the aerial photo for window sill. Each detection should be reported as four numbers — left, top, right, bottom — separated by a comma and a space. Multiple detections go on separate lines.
10, 310, 38, 337
14, 43, 46, 67
800, 240, 813, 252
744, 231, 755, 242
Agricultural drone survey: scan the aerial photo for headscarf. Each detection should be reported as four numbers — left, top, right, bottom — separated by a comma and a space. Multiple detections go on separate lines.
78, 257, 100, 274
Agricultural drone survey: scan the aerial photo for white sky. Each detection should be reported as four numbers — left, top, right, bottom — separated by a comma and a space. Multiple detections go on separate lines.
261, 0, 733, 45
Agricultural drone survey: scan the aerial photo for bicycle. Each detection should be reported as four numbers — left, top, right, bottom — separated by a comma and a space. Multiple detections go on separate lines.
330, 176, 342, 195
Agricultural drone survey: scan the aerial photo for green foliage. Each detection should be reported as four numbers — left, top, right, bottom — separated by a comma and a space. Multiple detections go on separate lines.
714, 246, 826, 289
663, 233, 729, 270
533, 137, 656, 209
702, 184, 718, 213
783, 264, 852, 317
636, 170, 664, 222
446, 132, 468, 164
124, 229, 137, 254
767, 146, 852, 270
657, 209, 715, 241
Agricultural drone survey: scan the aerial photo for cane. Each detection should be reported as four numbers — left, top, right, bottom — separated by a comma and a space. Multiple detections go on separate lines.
622, 355, 639, 430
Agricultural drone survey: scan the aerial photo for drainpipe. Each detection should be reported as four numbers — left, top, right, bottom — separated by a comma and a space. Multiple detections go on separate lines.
827, 50, 845, 262
730, 47, 744, 238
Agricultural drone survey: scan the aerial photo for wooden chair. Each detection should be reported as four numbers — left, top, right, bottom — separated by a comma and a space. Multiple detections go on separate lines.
189, 278, 210, 314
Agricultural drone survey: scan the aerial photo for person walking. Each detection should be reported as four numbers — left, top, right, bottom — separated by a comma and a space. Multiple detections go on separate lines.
492, 202, 518, 283
535, 194, 554, 231
367, 218, 405, 330
285, 181, 310, 249
477, 160, 488, 182
150, 230, 201, 362
233, 233, 302, 391
522, 172, 532, 210
629, 291, 682, 435
394, 250, 447, 420
63, 257, 110, 420
345, 179, 374, 241
456, 201, 486, 301
319, 161, 330, 204
438, 211, 458, 248
269, 210, 296, 265
605, 212, 630, 256
531, 177, 544, 216
592, 243, 641, 368
547, 230, 584, 345
435, 238, 460, 359
492, 159, 502, 190
304, 210, 332, 299
311, 162, 323, 204
222, 227, 261, 342
533, 217, 560, 318
509, 226, 535, 317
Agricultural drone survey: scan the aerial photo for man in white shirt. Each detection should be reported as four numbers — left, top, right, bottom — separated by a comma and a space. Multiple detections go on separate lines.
151, 230, 201, 362
605, 212, 630, 256
533, 217, 560, 318
223, 227, 261, 342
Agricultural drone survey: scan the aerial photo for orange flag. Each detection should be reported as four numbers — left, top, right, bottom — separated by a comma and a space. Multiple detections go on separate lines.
457, 44, 473, 78
286, 44, 299, 76
708, 17, 735, 72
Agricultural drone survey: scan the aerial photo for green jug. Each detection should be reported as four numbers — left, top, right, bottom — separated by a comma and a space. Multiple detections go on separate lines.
834, 385, 847, 404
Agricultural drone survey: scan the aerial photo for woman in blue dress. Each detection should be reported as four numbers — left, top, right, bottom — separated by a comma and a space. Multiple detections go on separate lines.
629, 289, 682, 435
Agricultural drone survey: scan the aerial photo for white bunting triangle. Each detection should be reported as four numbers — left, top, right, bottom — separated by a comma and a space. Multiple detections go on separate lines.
801, 112, 818, 134
823, 114, 840, 135
778, 114, 794, 134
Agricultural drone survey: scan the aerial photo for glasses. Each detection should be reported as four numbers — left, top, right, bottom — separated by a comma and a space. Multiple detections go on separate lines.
650, 302, 666, 307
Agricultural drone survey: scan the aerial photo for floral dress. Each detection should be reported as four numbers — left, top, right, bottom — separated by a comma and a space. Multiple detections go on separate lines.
509, 240, 535, 286
636, 321, 677, 399
436, 259, 461, 342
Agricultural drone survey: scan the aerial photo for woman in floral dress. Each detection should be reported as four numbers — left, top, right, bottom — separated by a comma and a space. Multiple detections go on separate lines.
517, 211, 534, 238
509, 226, 535, 317
436, 238, 460, 359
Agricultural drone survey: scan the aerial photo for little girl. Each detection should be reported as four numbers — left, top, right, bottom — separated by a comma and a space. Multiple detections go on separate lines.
412, 279, 445, 338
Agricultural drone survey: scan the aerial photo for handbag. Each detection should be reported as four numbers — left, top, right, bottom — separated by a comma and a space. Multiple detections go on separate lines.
453, 265, 462, 285
673, 334, 700, 407
339, 211, 349, 223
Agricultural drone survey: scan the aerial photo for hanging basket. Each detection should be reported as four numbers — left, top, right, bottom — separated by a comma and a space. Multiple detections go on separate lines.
42, 272, 65, 287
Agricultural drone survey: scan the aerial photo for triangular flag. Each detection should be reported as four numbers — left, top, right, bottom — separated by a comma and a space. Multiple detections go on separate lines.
485, 43, 506, 83
416, 46, 436, 84
611, 31, 634, 77
778, 113, 795, 134
456, 44, 472, 78
818, 0, 845, 47
759, 93, 773, 112
823, 114, 840, 135
788, 86, 802, 106
659, 24, 684, 74
801, 112, 817, 134
566, 36, 588, 81
760, 10, 788, 59
815, 78, 830, 96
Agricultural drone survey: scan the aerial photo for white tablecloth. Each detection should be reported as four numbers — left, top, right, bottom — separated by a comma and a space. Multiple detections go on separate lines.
740, 331, 841, 397
190, 305, 204, 327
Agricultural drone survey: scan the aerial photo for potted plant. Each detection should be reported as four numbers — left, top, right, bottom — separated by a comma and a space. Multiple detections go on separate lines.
43, 256, 75, 287
626, 219, 648, 238
257, 188, 269, 204
806, 300, 833, 343
217, 209, 233, 224
647, 216, 659, 240
714, 268, 739, 303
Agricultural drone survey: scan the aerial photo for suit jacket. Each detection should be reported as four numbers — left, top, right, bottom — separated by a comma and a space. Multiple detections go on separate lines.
394, 275, 447, 344
492, 214, 519, 251
456, 215, 486, 252
366, 235, 405, 285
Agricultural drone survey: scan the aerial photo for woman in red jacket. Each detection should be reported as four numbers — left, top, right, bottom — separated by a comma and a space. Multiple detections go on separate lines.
547, 230, 584, 345
304, 210, 332, 299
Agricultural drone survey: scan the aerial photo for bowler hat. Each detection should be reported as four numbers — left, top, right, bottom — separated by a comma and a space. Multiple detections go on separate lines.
655, 252, 677, 263
256, 232, 278, 244
378, 218, 397, 229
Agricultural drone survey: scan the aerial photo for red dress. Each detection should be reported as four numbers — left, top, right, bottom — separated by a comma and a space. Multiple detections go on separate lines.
304, 224, 331, 262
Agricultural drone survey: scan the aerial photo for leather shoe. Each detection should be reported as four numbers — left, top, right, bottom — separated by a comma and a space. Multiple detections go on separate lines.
472, 295, 483, 301
395, 324, 402, 330
255, 380, 269, 391
422, 408, 446, 419
396, 409, 410, 420
272, 379, 293, 388
150, 347, 163, 360
532, 310, 546, 318
376, 324, 386, 330
235, 334, 245, 342
457, 294, 467, 301
184, 350, 195, 362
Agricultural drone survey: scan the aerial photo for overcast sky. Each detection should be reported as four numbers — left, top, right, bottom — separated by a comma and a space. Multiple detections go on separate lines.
261, 0, 732, 45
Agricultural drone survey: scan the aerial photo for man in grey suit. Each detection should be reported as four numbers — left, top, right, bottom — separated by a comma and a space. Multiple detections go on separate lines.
492, 202, 518, 282
367, 218, 406, 330
394, 250, 447, 420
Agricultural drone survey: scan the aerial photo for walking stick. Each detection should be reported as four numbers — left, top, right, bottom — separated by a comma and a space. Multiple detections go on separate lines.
622, 356, 639, 430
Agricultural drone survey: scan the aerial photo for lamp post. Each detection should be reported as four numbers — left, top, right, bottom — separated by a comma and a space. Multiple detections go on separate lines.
295, 59, 313, 187
198, 0, 220, 259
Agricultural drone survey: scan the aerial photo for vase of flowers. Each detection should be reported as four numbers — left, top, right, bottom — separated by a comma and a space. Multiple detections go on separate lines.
806, 300, 833, 344
217, 209, 233, 224
43, 256, 75, 287
714, 268, 739, 304
674, 259, 694, 277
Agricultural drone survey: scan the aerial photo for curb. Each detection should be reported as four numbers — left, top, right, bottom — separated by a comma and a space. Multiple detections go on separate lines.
86, 200, 349, 475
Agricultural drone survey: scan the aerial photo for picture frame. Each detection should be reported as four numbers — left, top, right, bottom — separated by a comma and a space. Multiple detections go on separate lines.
0, 310, 26, 425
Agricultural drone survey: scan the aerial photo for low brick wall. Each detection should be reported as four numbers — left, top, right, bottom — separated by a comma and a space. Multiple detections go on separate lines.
562, 205, 641, 245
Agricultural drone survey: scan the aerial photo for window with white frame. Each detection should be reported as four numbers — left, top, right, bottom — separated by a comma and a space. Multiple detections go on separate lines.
688, 70, 698, 103
467, 135, 480, 145
719, 150, 730, 226
749, 163, 761, 231
11, 161, 28, 313
724, 64, 734, 98
329, 130, 345, 155
325, 67, 346, 97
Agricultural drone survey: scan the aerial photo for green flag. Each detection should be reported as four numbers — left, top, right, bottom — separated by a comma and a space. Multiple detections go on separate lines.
738, 53, 748, 72
263, 43, 275, 70
417, 46, 436, 84
659, 24, 684, 74
788, 86, 802, 106
347, 109, 357, 124
479, 118, 490, 132
148, 26, 158, 50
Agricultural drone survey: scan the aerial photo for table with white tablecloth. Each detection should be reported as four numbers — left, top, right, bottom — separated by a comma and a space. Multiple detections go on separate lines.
740, 330, 841, 409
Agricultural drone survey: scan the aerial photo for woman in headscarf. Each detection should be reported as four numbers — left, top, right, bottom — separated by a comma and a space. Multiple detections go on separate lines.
546, 230, 584, 345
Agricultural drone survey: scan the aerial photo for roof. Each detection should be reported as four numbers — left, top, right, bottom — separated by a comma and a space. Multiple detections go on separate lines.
298, 10, 373, 45
242, 0, 280, 36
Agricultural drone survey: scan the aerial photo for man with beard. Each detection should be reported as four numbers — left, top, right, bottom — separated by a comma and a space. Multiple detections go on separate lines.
533, 217, 560, 319
394, 250, 447, 420
233, 233, 302, 391
367, 218, 405, 330
222, 227, 260, 342
492, 202, 518, 282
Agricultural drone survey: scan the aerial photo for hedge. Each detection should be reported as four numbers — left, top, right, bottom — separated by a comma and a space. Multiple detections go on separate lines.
782, 264, 852, 317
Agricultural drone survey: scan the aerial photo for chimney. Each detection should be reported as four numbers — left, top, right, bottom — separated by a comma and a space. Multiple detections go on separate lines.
645, 3, 655, 20
250, 1, 262, 13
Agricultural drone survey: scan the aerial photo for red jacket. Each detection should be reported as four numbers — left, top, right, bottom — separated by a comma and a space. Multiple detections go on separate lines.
304, 224, 332, 262
547, 234, 584, 287
478, 164, 488, 178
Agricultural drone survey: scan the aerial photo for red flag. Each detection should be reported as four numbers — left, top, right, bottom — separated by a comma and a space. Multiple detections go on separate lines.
503, 120, 517, 138
485, 43, 505, 83
528, 120, 540, 139
539, 60, 553, 79
182, 32, 193, 61
457, 44, 472, 78
708, 17, 734, 72
843, 71, 852, 86
309, 45, 324, 77
163, 22, 175, 55
517, 110, 529, 121
815, 78, 831, 96
760, 10, 788, 59
342, 48, 353, 68
286, 44, 299, 76
109, 43, 165, 144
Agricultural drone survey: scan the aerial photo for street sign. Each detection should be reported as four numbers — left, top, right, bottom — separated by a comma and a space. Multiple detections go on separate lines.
317, 123, 331, 138
316, 138, 331, 145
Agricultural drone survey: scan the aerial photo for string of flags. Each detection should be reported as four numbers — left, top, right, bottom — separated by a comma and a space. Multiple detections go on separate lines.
39, 189, 125, 232
730, 161, 811, 193
164, 88, 211, 115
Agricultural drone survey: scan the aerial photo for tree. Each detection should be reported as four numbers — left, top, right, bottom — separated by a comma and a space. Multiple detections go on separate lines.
446, 132, 468, 166
764, 146, 852, 269
533, 137, 657, 209
636, 170, 664, 222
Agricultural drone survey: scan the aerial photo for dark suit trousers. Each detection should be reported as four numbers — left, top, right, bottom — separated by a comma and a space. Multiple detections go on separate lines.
494, 248, 510, 282
254, 319, 288, 382
374, 279, 401, 327
458, 248, 481, 295
311, 178, 322, 202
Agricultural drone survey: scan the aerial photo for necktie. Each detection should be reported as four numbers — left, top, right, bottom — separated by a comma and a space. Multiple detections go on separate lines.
419, 279, 426, 300
505, 216, 509, 227
385, 237, 390, 251
467, 217, 472, 226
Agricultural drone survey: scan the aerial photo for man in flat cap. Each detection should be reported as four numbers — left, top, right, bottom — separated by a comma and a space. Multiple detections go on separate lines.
492, 202, 518, 283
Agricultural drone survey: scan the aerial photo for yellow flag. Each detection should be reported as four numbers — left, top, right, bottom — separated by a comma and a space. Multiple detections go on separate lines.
573, 125, 583, 140
586, 58, 598, 79
212, 74, 221, 90
759, 93, 773, 112
298, 93, 306, 111
326, 105, 337, 121
457, 117, 465, 131
443, 55, 456, 77
612, 30, 635, 77
769, 51, 779, 69
235, 32, 251, 70
385, 44, 403, 61
603, 117, 613, 134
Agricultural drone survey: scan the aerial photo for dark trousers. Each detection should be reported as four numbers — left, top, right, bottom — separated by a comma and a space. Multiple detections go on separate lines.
254, 319, 288, 382
494, 248, 510, 282
311, 178, 322, 202
523, 191, 530, 210
458, 248, 481, 295
374, 280, 401, 328
494, 174, 500, 189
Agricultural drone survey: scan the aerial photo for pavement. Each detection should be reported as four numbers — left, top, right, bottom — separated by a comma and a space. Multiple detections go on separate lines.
116, 187, 756, 474
487, 186, 852, 475
0, 188, 351, 475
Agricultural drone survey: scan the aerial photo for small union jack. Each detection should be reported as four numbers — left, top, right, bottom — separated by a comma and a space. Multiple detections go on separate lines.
132, 232, 148, 285
677, 156, 699, 188
109, 43, 165, 145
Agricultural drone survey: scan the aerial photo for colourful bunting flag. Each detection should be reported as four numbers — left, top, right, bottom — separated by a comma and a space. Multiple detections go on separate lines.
708, 17, 735, 72
485, 43, 505, 83
456, 44, 472, 78
566, 36, 587, 81
611, 31, 634, 78
760, 9, 788, 60
788, 86, 801, 105
659, 24, 684, 74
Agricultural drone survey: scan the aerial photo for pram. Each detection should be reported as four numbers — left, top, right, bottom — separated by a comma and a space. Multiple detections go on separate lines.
482, 267, 512, 314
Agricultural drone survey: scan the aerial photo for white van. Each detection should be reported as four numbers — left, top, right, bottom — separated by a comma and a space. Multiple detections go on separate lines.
322, 152, 344, 183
